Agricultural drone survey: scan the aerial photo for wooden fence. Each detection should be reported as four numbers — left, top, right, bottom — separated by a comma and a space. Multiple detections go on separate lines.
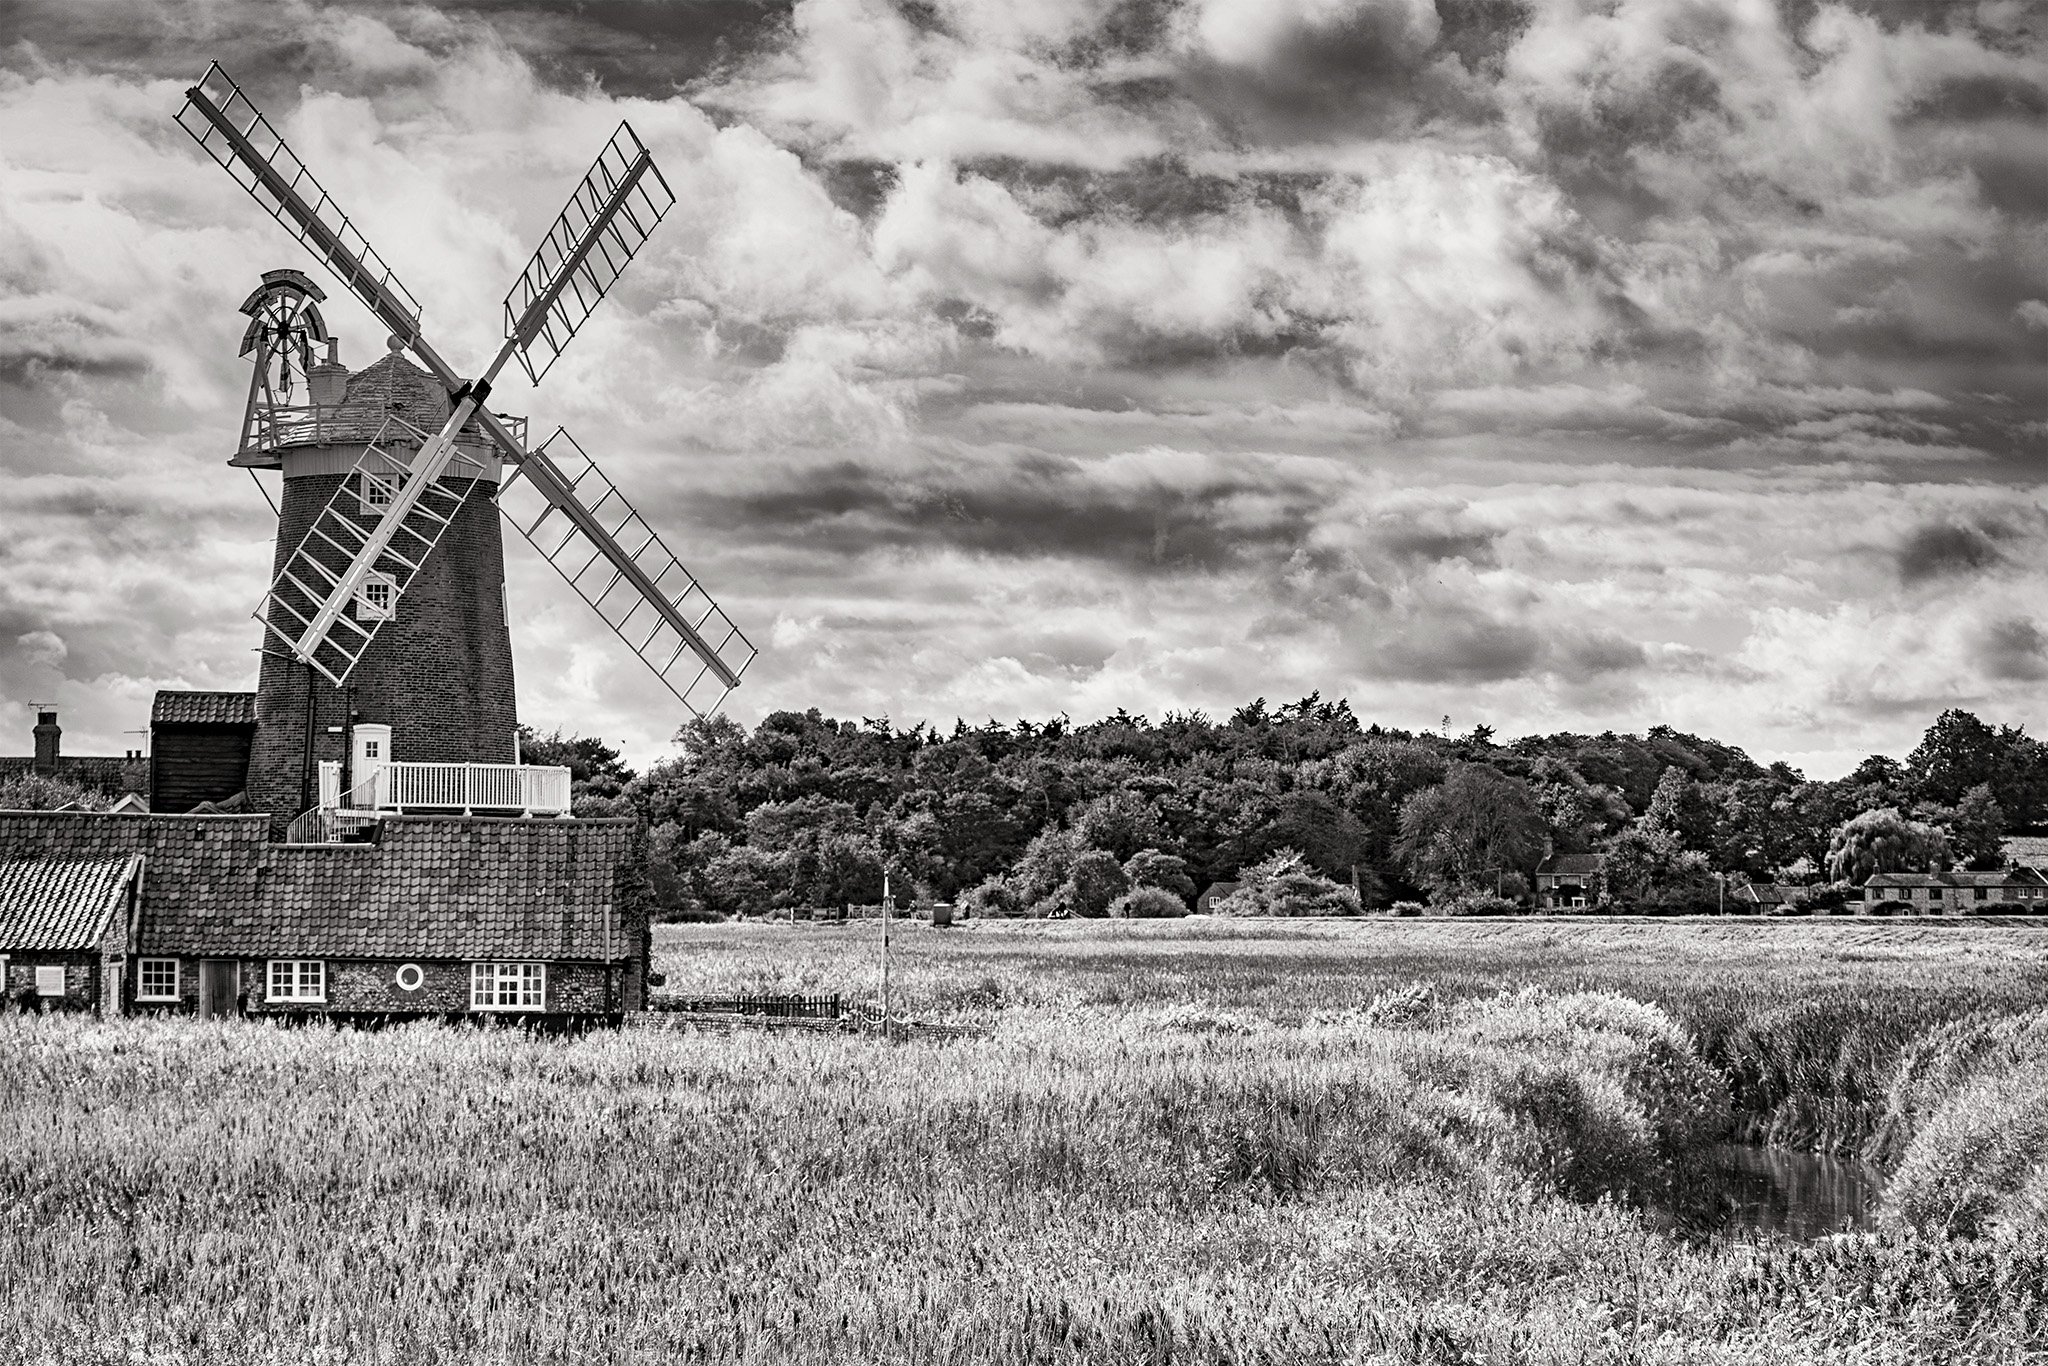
652, 993, 842, 1020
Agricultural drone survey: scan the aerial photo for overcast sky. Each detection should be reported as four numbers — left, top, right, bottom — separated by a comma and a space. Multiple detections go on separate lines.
1, 0, 2043, 776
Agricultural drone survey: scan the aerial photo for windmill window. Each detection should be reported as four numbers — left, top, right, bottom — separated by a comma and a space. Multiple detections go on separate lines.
137, 958, 180, 1001
355, 573, 395, 622
358, 471, 399, 511
471, 962, 545, 1011
266, 959, 326, 1003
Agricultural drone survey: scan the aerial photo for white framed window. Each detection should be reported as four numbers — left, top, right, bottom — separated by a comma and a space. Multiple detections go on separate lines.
35, 966, 65, 997
137, 958, 180, 1002
471, 962, 545, 1011
266, 959, 326, 1003
357, 469, 400, 512
354, 571, 396, 622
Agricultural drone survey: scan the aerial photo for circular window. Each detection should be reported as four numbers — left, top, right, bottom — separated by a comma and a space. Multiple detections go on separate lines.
393, 963, 424, 992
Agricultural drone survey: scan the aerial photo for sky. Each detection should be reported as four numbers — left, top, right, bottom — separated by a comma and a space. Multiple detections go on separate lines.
0, 0, 2043, 778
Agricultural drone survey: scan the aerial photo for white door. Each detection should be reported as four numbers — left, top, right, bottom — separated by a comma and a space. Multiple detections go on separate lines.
352, 723, 392, 807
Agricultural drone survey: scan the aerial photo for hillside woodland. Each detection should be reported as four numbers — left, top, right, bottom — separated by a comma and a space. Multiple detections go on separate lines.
516, 703, 2044, 920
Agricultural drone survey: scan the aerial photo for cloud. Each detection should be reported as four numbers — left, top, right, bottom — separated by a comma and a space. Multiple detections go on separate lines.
1895, 515, 2015, 584
1975, 616, 2048, 683
1, 0, 2044, 777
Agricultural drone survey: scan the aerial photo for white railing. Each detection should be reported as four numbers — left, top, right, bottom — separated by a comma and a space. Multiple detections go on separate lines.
316, 760, 572, 815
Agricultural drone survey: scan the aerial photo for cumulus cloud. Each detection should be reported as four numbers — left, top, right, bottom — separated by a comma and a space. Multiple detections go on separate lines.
1, 0, 2044, 771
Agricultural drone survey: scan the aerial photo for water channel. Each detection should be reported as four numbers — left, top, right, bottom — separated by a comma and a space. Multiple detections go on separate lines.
1685, 1144, 1886, 1239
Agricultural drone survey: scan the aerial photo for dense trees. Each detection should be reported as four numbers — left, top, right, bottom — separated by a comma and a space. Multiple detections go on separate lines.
540, 703, 2044, 918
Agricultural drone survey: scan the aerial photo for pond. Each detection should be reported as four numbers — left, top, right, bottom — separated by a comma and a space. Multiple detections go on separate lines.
1684, 1144, 1886, 1240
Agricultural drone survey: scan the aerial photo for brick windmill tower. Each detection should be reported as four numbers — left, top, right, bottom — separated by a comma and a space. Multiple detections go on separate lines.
233, 269, 521, 828
177, 68, 758, 837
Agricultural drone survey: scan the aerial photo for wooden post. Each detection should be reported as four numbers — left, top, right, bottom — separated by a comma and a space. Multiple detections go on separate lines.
881, 869, 891, 1038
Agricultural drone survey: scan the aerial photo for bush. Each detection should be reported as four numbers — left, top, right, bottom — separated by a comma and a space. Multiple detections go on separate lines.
1122, 849, 1197, 903
959, 877, 1027, 919
1108, 885, 1188, 919
1434, 892, 1524, 918
1211, 850, 1363, 917
1864, 898, 1913, 917
1036, 849, 1129, 918
1884, 1059, 2048, 1238
1388, 900, 1427, 917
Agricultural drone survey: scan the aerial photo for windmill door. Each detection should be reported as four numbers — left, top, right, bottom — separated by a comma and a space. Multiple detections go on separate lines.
352, 723, 392, 807
197, 961, 239, 1019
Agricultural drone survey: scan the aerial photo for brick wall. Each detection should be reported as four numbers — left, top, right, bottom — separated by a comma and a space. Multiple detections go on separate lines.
129, 957, 620, 1015
0, 951, 99, 1012
246, 466, 519, 833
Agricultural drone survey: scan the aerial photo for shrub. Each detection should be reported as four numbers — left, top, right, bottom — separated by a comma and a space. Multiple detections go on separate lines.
1864, 898, 1913, 917
959, 877, 1027, 919
1038, 849, 1130, 918
1434, 892, 1523, 918
1108, 886, 1187, 919
1211, 850, 1362, 917
1122, 848, 1197, 903
1883, 1059, 2048, 1238
1388, 900, 1426, 917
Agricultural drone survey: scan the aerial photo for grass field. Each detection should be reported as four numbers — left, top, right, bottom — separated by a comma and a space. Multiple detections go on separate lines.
4, 919, 2046, 1363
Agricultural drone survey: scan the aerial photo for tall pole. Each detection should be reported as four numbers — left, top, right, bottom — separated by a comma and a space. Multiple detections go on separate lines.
881, 868, 892, 1037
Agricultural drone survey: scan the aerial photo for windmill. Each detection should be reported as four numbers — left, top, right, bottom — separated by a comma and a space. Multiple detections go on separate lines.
174, 65, 756, 829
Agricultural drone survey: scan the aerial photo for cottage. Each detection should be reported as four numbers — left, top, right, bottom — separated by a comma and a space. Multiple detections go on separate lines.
1860, 868, 2048, 913
1731, 882, 1807, 914
1534, 853, 1607, 910
1194, 881, 1241, 914
0, 852, 140, 1013
0, 811, 649, 1020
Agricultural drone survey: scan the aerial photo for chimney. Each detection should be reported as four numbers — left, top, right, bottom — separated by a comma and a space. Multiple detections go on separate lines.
308, 336, 349, 407
32, 709, 60, 774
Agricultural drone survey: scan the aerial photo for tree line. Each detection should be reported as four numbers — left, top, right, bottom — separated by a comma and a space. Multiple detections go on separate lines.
515, 701, 2048, 920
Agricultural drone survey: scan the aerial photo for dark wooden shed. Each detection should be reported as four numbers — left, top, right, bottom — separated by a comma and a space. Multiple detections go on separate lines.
150, 691, 257, 814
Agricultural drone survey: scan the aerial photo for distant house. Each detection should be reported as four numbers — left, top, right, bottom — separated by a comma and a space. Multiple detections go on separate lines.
1731, 882, 1806, 914
1195, 881, 1241, 914
0, 853, 141, 1013
0, 811, 649, 1019
0, 709, 148, 804
1535, 854, 1606, 910
1861, 868, 2048, 913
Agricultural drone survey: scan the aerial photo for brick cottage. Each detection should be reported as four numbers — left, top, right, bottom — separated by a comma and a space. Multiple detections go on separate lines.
0, 811, 649, 1021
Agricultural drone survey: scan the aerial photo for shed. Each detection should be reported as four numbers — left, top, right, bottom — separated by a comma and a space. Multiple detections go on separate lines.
0, 853, 141, 1013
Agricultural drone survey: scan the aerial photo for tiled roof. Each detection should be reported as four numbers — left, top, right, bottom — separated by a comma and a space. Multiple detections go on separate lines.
1865, 872, 1949, 887
153, 690, 257, 726
2002, 835, 2048, 865
1539, 853, 1606, 875
0, 854, 136, 951
0, 811, 635, 962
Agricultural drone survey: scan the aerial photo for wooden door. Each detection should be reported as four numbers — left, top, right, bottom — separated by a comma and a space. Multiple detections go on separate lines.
197, 960, 239, 1019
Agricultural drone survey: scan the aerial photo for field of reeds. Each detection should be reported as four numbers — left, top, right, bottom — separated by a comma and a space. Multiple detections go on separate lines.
3, 918, 2046, 1363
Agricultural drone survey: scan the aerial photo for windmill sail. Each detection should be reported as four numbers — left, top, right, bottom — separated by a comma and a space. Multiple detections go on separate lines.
498, 429, 756, 716
503, 124, 676, 384
177, 65, 425, 350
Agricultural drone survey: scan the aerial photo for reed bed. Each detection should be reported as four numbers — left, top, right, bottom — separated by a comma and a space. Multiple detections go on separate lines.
0, 919, 2043, 1363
